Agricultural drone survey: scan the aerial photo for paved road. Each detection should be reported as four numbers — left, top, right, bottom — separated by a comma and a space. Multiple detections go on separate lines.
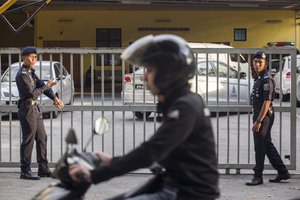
0, 169, 299, 200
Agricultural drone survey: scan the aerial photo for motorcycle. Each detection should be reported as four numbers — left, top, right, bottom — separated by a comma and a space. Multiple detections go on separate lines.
32, 117, 164, 200
32, 117, 109, 200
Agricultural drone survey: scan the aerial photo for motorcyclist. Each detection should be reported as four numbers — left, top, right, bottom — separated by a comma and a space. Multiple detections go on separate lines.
69, 34, 220, 200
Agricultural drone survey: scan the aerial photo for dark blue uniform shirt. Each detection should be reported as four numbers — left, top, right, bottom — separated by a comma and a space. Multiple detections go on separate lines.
251, 70, 274, 113
16, 64, 56, 102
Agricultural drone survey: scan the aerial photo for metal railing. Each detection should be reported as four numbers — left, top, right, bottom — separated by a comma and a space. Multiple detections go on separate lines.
0, 47, 297, 173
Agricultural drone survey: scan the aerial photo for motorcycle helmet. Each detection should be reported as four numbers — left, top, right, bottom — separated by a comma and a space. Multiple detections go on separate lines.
121, 34, 195, 94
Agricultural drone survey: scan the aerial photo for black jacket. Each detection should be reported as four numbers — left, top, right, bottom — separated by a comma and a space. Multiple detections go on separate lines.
91, 87, 220, 200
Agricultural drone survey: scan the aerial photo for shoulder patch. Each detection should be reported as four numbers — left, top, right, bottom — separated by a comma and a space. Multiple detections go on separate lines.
203, 108, 210, 117
21, 68, 27, 74
168, 109, 180, 119
263, 83, 269, 91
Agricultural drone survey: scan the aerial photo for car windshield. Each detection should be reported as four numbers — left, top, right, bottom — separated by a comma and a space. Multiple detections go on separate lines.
1, 63, 52, 82
198, 61, 216, 76
197, 61, 238, 78
285, 56, 300, 69
271, 59, 280, 73
133, 67, 144, 75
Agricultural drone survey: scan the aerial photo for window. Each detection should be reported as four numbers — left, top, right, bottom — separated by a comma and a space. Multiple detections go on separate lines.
197, 62, 215, 76
96, 29, 121, 66
54, 63, 61, 77
215, 62, 238, 79
234, 28, 247, 41
2, 66, 19, 82
54, 63, 67, 78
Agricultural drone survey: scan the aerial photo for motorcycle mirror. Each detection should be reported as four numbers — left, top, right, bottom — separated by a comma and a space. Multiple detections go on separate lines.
65, 128, 78, 145
83, 117, 109, 152
94, 117, 109, 135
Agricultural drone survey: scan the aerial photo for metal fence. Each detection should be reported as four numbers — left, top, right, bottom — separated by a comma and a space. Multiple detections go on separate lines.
0, 47, 297, 173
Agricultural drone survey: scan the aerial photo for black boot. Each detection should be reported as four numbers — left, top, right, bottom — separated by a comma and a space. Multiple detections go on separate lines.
38, 163, 51, 177
246, 176, 263, 186
269, 172, 291, 183
20, 168, 40, 180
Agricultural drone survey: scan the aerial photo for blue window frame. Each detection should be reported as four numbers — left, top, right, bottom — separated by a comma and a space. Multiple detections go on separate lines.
234, 28, 247, 41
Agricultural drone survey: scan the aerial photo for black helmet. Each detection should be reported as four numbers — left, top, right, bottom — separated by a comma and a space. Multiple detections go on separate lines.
121, 34, 195, 94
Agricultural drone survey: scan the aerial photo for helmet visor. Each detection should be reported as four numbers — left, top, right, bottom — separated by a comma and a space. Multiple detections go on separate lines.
121, 35, 155, 66
121, 34, 193, 66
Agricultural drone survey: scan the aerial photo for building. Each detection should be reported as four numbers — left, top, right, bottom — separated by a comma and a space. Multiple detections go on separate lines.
1, 0, 300, 89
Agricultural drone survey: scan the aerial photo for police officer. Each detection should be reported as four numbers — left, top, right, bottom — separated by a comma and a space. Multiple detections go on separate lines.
246, 51, 290, 186
16, 46, 64, 180
69, 35, 220, 200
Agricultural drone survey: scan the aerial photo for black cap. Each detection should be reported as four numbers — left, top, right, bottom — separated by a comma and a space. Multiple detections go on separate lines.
253, 51, 267, 60
21, 46, 37, 56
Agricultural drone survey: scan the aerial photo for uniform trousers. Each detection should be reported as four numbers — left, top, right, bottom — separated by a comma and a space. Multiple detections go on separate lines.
18, 105, 48, 171
252, 112, 288, 177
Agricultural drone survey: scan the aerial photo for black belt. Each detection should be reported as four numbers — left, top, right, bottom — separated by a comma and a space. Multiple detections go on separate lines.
29, 100, 39, 105
18, 100, 39, 107
252, 107, 273, 115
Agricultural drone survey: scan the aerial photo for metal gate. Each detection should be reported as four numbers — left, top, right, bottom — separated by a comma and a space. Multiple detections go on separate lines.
0, 47, 297, 172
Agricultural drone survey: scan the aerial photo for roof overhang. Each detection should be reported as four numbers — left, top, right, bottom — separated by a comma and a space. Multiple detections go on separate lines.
7, 0, 300, 10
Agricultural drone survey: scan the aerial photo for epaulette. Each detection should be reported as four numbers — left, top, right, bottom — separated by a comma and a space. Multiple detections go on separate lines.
21, 68, 28, 75
263, 72, 271, 79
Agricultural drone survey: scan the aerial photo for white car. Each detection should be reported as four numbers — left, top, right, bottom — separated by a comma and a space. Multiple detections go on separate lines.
1, 61, 74, 118
273, 55, 300, 101
122, 67, 154, 118
122, 60, 251, 118
296, 67, 300, 106
190, 60, 250, 105
188, 42, 249, 76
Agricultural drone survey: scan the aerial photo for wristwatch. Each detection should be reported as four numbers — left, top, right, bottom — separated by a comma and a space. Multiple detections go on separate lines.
256, 119, 262, 123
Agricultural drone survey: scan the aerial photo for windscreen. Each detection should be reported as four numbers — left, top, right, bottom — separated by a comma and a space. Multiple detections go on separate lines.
1, 63, 51, 82
286, 57, 300, 69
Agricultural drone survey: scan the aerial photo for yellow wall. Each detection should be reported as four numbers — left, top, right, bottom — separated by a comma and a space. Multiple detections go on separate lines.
35, 9, 297, 48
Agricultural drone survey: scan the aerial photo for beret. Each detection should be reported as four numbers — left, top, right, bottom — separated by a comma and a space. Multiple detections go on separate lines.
253, 51, 267, 60
21, 46, 37, 56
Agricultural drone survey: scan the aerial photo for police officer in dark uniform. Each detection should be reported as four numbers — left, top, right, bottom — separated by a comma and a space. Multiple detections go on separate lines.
246, 51, 290, 186
69, 35, 220, 200
16, 46, 64, 180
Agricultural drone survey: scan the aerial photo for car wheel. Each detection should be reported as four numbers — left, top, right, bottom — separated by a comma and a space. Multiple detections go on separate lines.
135, 112, 151, 119
282, 94, 290, 102
297, 96, 300, 107
43, 110, 58, 119
52, 110, 58, 118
